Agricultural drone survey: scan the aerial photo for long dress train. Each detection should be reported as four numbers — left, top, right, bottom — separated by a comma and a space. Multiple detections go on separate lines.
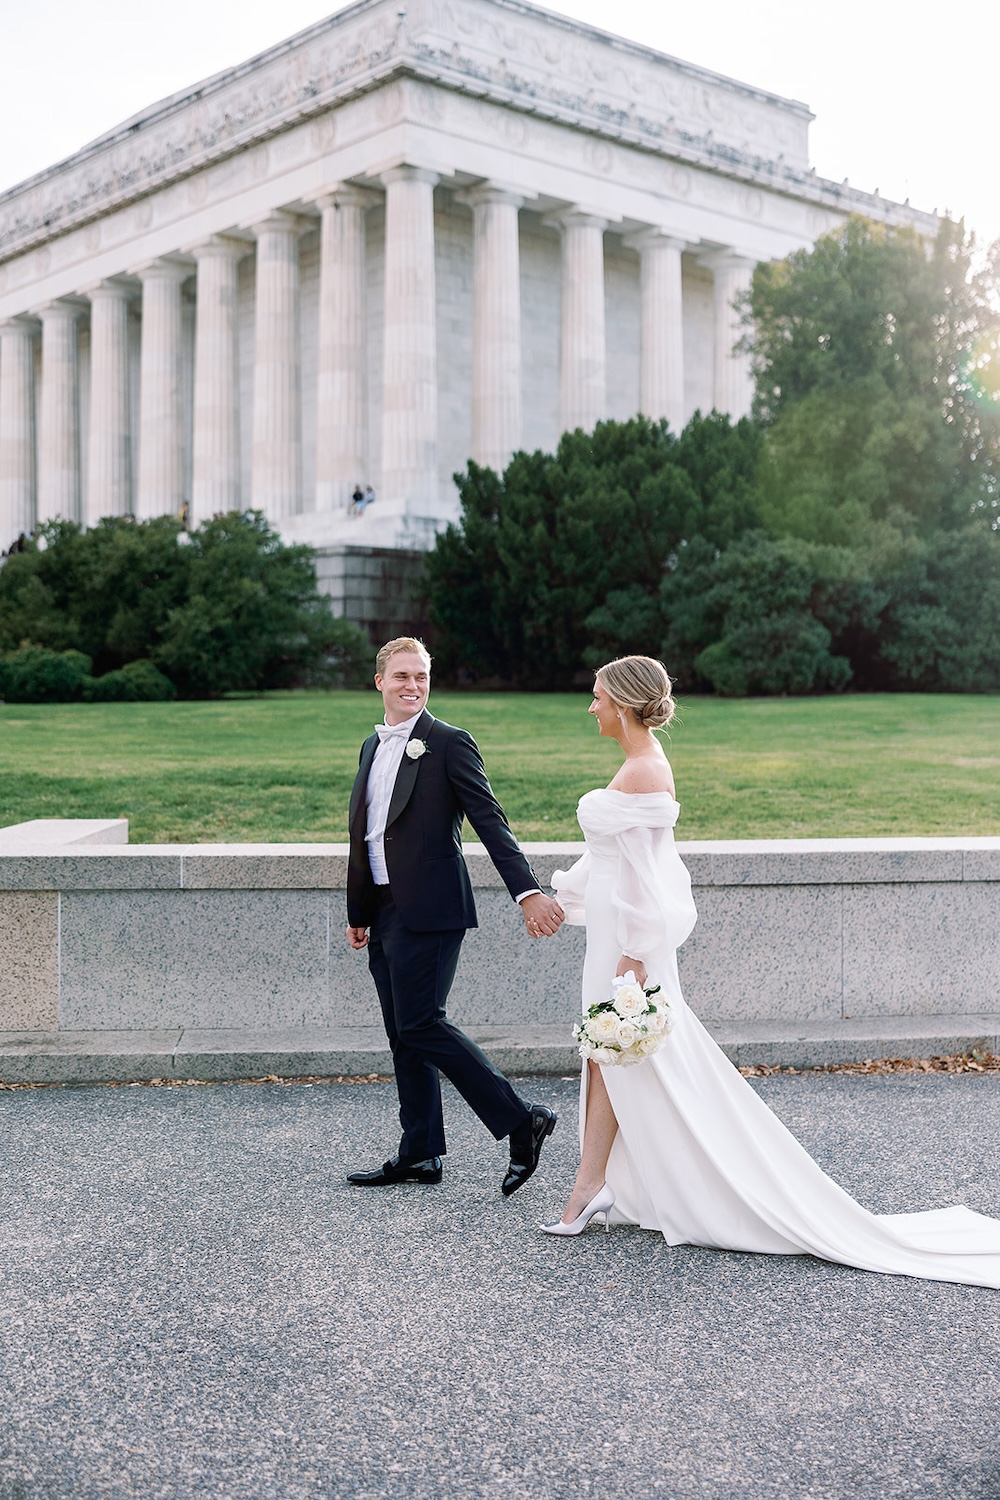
551, 789, 1000, 1288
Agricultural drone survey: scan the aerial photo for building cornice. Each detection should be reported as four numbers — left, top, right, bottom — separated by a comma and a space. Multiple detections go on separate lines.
0, 0, 937, 266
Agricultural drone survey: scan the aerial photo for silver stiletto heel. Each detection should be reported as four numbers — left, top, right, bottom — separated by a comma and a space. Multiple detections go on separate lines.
540, 1183, 615, 1236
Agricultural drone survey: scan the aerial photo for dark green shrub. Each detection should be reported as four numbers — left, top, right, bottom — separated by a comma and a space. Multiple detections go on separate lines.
0, 511, 365, 698
660, 533, 861, 695
0, 646, 92, 703
84, 659, 177, 702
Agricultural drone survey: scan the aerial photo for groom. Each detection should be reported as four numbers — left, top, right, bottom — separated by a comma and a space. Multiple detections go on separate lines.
346, 637, 563, 1194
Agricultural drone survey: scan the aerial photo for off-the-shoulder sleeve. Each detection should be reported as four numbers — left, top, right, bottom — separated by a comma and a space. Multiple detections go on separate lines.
612, 825, 697, 962
551, 849, 591, 926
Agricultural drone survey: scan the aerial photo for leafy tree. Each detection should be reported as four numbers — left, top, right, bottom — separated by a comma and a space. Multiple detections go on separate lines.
746, 216, 1000, 541
0, 512, 370, 697
657, 533, 879, 695
151, 512, 352, 696
648, 523, 1000, 696
424, 414, 761, 687
0, 516, 190, 671
865, 524, 1000, 692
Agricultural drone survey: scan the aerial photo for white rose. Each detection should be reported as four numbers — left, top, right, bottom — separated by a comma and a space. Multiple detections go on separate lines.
589, 1011, 621, 1046
405, 739, 428, 760
591, 1047, 617, 1066
646, 1009, 667, 1034
638, 1034, 662, 1055
615, 1020, 639, 1050
612, 984, 647, 1019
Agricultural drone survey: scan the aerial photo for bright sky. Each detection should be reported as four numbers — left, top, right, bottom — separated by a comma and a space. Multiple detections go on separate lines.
1, 0, 997, 251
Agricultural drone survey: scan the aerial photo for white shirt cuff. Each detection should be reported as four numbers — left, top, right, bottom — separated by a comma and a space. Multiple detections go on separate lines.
514, 889, 542, 904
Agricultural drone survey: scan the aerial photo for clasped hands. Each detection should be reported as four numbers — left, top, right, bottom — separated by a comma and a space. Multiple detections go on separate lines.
346, 891, 564, 950
520, 892, 564, 939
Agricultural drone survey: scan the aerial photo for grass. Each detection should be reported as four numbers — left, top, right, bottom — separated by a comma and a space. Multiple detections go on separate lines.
0, 691, 998, 844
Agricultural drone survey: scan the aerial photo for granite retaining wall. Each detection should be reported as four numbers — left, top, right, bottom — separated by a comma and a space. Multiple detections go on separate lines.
1, 822, 998, 1079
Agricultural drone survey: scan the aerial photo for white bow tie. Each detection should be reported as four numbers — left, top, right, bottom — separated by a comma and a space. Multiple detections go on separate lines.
374, 720, 414, 742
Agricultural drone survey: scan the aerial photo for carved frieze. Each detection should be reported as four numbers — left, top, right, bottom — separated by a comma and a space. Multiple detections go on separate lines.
0, 0, 935, 267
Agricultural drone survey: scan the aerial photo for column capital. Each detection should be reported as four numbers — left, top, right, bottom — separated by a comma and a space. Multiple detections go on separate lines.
699, 248, 757, 273
189, 234, 250, 263
309, 184, 381, 214
379, 165, 439, 191
133, 255, 195, 284
82, 276, 139, 304
623, 229, 694, 255
32, 296, 88, 321
248, 209, 309, 239
544, 209, 608, 234
457, 182, 526, 212
0, 313, 40, 334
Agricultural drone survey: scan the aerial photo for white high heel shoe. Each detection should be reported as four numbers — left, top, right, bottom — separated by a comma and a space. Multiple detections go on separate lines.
540, 1183, 615, 1236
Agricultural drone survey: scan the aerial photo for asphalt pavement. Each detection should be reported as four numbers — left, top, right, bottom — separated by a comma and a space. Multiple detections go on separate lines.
0, 1071, 998, 1500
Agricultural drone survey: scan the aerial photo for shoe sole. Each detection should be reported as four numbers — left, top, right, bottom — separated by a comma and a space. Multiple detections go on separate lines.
347, 1173, 443, 1186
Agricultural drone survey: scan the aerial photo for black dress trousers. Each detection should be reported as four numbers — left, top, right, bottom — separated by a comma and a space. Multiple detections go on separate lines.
366, 889, 528, 1162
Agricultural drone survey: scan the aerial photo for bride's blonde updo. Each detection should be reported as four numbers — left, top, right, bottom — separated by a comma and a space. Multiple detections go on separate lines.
596, 655, 675, 731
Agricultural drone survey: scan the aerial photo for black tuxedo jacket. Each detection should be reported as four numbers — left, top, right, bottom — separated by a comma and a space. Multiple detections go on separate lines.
347, 709, 538, 932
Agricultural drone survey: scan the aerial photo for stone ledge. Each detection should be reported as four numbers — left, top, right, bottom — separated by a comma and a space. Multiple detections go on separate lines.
2, 1016, 997, 1085
0, 819, 129, 849
2, 838, 1000, 891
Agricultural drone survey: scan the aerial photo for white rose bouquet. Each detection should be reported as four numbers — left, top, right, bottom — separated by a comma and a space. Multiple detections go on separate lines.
573, 972, 671, 1067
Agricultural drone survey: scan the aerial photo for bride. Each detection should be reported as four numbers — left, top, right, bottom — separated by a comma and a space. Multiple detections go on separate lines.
543, 655, 1000, 1289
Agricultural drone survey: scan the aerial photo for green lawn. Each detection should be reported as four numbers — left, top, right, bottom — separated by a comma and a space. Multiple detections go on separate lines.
0, 691, 998, 843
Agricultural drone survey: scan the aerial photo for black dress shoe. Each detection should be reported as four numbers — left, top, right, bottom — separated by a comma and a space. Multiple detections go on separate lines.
502, 1105, 557, 1197
347, 1155, 443, 1186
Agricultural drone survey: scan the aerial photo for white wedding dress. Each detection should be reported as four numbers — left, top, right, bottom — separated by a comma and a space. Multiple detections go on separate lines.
552, 789, 1000, 1288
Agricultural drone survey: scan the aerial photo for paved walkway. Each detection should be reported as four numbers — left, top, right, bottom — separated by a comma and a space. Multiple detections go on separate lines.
1, 1072, 997, 1499
3, 1013, 999, 1084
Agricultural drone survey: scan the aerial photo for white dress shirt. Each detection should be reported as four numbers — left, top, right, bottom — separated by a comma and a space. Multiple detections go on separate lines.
365, 713, 422, 884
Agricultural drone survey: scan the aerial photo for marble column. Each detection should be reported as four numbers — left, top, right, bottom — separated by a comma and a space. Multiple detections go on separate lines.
466, 185, 523, 473
0, 319, 37, 544
315, 188, 373, 512
251, 211, 302, 519
136, 259, 189, 520
556, 211, 607, 435
626, 230, 687, 433
703, 251, 756, 419
380, 166, 439, 515
191, 236, 244, 520
37, 300, 83, 523
86, 279, 134, 523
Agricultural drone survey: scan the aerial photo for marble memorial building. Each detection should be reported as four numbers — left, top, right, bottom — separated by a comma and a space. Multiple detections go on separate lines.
0, 0, 935, 624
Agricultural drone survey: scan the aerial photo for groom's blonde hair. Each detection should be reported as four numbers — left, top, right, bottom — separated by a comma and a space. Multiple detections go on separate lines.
375, 637, 432, 677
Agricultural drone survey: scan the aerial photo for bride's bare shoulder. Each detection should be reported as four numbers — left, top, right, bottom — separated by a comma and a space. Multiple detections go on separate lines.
609, 756, 676, 796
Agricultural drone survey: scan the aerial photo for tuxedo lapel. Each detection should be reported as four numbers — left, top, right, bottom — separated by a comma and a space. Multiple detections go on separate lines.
385, 710, 434, 830
349, 734, 379, 842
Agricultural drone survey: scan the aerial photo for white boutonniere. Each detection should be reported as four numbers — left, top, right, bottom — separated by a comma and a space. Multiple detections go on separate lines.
405, 738, 429, 760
